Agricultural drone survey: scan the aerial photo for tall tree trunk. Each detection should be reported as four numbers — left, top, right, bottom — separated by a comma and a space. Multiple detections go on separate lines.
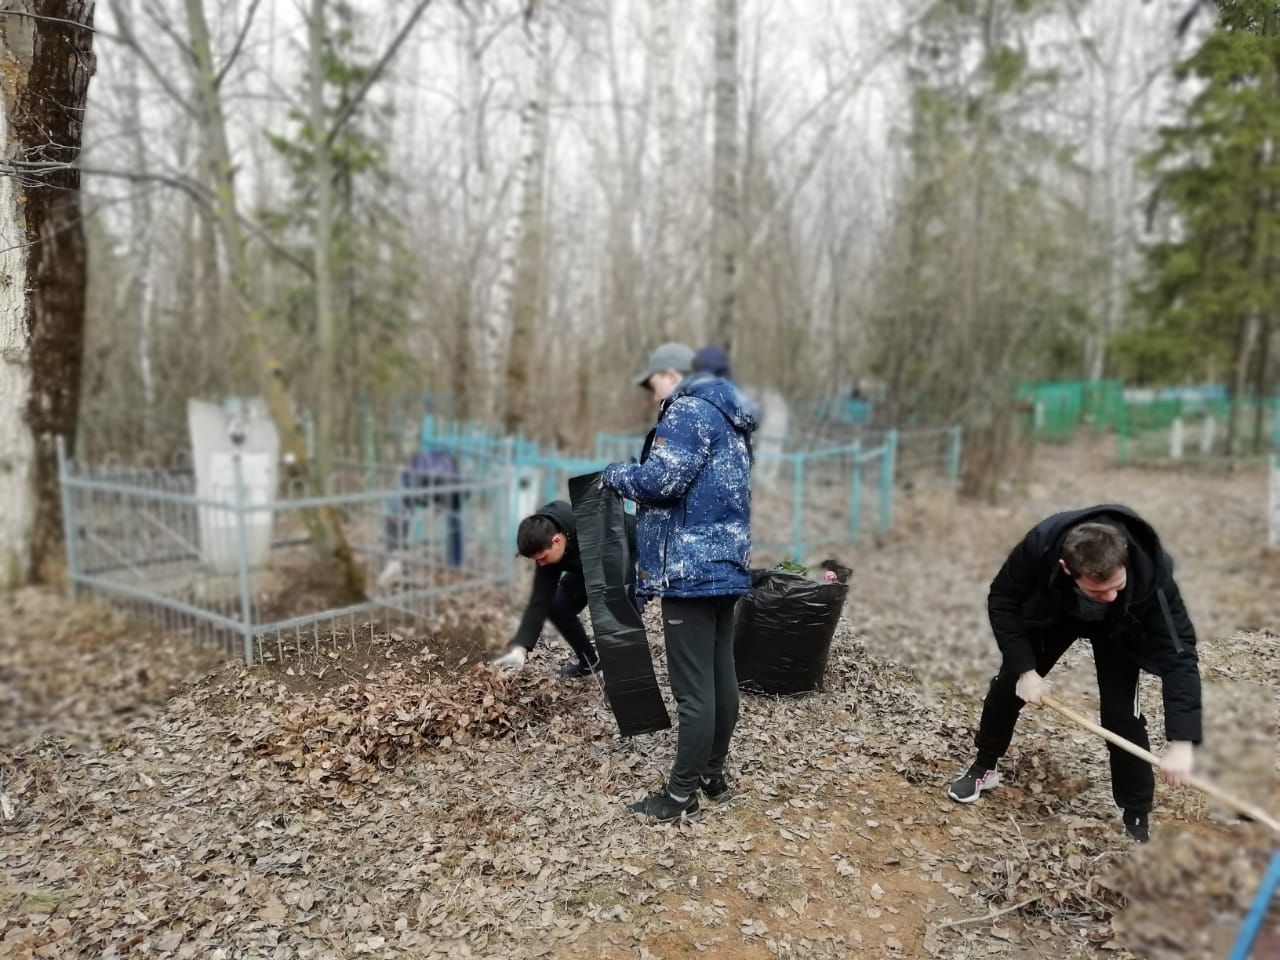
115, 0, 159, 429
708, 0, 740, 350
495, 1, 550, 434
310, 0, 339, 477
109, 0, 162, 423
183, 0, 365, 601
1252, 313, 1272, 454
0, 1, 95, 586
1227, 311, 1261, 459
651, 0, 682, 341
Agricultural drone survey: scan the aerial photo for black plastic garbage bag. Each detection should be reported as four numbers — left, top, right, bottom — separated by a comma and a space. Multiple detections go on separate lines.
569, 472, 672, 737
734, 566, 849, 695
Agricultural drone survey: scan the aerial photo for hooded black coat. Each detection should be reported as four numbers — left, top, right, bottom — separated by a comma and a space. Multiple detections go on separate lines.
511, 501, 635, 650
987, 505, 1202, 743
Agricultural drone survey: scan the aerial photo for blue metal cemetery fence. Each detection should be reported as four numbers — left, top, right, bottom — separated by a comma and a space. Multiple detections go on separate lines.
420, 415, 963, 563
59, 404, 962, 663
57, 438, 515, 664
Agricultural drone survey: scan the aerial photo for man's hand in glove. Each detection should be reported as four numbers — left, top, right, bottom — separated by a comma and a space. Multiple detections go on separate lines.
1159, 741, 1194, 787
1015, 670, 1049, 707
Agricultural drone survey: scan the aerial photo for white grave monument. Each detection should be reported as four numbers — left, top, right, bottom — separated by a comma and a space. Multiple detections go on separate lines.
188, 398, 280, 574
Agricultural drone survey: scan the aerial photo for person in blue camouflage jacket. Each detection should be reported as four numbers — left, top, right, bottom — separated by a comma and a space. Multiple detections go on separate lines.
602, 342, 758, 822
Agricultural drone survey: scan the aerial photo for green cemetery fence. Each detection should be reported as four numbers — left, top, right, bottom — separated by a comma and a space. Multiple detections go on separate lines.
1019, 380, 1279, 465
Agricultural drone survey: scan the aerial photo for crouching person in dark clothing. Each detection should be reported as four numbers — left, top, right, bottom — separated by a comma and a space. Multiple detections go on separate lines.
602, 342, 758, 823
492, 501, 634, 678
947, 505, 1202, 844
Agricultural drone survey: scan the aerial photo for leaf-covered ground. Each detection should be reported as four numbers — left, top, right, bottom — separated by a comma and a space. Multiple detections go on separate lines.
2, 442, 1277, 959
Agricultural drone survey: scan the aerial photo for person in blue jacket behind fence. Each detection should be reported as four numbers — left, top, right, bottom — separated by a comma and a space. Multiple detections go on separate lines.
602, 342, 758, 823
376, 449, 464, 588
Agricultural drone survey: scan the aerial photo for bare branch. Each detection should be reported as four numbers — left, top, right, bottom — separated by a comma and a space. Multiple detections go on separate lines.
2, 159, 210, 203
141, 0, 198, 64
216, 0, 266, 90
1, 160, 316, 278
325, 0, 438, 148
106, 0, 197, 118
0, 10, 116, 40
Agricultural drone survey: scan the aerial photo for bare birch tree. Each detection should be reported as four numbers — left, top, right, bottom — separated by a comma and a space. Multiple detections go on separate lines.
489, 0, 551, 432
708, 0, 741, 350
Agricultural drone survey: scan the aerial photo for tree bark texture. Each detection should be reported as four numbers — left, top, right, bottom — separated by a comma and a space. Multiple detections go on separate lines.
0, 0, 95, 585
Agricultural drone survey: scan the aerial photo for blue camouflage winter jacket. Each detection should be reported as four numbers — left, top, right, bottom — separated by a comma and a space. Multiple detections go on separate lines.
602, 373, 757, 598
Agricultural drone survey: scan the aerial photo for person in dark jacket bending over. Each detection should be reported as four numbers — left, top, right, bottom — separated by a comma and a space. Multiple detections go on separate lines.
492, 501, 634, 678
947, 506, 1202, 843
602, 342, 758, 823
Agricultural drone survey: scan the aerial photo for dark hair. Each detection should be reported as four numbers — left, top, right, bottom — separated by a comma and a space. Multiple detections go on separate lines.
516, 514, 559, 557
1061, 523, 1128, 580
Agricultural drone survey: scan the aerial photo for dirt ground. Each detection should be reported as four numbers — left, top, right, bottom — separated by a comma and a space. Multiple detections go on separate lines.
1, 441, 1277, 959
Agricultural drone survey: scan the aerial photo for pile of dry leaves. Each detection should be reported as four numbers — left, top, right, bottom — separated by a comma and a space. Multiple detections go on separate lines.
1103, 829, 1279, 959
251, 662, 562, 796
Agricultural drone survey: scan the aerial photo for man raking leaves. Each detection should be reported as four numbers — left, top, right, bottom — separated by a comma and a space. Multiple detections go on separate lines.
948, 506, 1203, 843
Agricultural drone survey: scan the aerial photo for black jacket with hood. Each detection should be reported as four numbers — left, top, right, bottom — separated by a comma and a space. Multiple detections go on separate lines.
987, 505, 1202, 743
511, 500, 636, 649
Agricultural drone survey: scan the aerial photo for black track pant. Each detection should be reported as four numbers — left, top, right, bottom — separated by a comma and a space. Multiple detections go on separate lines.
974, 620, 1155, 812
662, 596, 740, 799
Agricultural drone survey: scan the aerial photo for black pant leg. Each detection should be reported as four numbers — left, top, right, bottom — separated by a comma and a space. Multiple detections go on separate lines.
547, 574, 597, 665
705, 596, 740, 779
1091, 637, 1156, 812
974, 626, 1078, 769
662, 597, 718, 798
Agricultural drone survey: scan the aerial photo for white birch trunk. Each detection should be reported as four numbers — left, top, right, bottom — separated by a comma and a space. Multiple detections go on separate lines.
0, 70, 35, 587
486, 2, 549, 425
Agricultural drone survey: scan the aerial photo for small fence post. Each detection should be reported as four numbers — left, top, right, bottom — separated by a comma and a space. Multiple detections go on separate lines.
361, 401, 375, 467
878, 430, 898, 533
1170, 416, 1184, 460
302, 409, 316, 462
1270, 448, 1280, 549
946, 426, 963, 485
1116, 421, 1130, 464
505, 439, 519, 590
231, 450, 256, 664
849, 442, 862, 545
1201, 415, 1217, 455
1272, 401, 1280, 547
56, 436, 81, 600
790, 454, 805, 561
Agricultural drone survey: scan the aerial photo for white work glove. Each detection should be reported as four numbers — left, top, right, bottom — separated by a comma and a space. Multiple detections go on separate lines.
492, 645, 527, 671
1015, 670, 1049, 707
1159, 741, 1194, 787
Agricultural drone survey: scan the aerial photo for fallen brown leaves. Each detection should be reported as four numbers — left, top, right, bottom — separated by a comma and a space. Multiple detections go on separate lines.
0, 587, 223, 753
2, 443, 1277, 960
252, 664, 563, 797
1102, 828, 1278, 959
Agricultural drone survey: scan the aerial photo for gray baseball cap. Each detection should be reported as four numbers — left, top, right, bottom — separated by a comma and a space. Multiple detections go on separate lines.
635, 342, 695, 387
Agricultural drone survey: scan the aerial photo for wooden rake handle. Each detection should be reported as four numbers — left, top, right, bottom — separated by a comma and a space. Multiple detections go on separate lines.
1039, 694, 1280, 836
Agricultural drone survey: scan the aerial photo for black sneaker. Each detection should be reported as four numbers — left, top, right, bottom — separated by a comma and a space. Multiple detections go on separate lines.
627, 786, 700, 823
947, 762, 1002, 804
556, 660, 594, 678
699, 774, 732, 803
1123, 809, 1150, 844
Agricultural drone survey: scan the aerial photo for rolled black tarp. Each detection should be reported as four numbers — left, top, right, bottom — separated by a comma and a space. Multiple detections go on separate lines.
568, 472, 672, 737
734, 566, 849, 695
